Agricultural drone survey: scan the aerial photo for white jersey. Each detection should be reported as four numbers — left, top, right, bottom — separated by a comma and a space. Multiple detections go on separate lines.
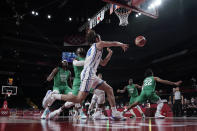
81, 43, 103, 79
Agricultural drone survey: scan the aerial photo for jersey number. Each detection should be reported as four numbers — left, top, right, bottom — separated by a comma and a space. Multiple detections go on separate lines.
144, 78, 152, 86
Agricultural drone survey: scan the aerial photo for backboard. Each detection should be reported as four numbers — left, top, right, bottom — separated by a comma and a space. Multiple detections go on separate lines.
2, 86, 17, 97
103, 0, 159, 18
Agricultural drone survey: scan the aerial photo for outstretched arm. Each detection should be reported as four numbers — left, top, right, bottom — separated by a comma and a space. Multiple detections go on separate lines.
100, 48, 113, 66
47, 67, 59, 82
117, 86, 127, 93
154, 77, 182, 86
96, 41, 129, 52
73, 59, 85, 66
135, 84, 142, 89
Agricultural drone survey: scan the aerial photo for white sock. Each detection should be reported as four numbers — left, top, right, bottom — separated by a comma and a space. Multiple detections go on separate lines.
111, 107, 117, 113
129, 109, 136, 117
52, 94, 61, 100
64, 102, 74, 108
57, 108, 62, 113
156, 102, 164, 114
136, 105, 144, 114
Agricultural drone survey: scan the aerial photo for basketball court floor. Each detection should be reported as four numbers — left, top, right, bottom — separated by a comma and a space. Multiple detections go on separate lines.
1, 116, 197, 131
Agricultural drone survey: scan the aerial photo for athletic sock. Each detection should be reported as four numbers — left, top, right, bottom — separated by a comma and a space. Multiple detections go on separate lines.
129, 109, 136, 117
52, 94, 61, 100
136, 105, 144, 114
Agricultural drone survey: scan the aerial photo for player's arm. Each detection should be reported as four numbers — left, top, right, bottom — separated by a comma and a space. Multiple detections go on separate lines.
46, 67, 59, 82
100, 48, 113, 66
73, 59, 85, 66
135, 84, 142, 89
117, 86, 127, 93
96, 41, 129, 52
154, 77, 182, 86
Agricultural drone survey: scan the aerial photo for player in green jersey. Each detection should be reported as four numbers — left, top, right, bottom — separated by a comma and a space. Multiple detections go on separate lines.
117, 78, 145, 118
123, 69, 182, 118
47, 48, 87, 119
41, 60, 72, 119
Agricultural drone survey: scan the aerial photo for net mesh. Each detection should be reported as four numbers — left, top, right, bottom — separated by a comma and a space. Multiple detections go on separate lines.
114, 7, 131, 26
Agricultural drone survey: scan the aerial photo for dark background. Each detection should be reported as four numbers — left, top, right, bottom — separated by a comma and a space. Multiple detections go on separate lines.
0, 0, 197, 109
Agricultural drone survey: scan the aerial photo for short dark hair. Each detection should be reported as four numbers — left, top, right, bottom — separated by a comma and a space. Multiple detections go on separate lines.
86, 30, 100, 44
144, 68, 153, 77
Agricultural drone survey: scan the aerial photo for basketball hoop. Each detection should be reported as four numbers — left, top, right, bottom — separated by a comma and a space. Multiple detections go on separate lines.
114, 7, 132, 26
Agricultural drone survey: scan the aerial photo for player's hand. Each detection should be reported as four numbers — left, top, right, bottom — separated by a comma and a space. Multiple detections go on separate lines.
121, 44, 129, 52
117, 89, 120, 93
174, 80, 182, 86
107, 48, 113, 54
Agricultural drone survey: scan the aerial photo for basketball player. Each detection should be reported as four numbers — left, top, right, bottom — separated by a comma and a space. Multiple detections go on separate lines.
43, 29, 129, 119
47, 48, 86, 119
122, 69, 182, 118
41, 60, 72, 119
117, 78, 145, 118
88, 73, 108, 120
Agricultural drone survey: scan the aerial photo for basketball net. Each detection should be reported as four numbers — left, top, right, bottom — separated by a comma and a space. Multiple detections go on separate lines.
7, 92, 12, 97
114, 7, 132, 26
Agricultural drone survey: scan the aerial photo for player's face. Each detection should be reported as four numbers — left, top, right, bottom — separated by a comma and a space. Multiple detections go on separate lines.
129, 79, 133, 84
62, 61, 68, 68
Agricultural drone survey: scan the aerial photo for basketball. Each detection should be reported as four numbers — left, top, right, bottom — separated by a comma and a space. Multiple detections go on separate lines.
135, 36, 146, 47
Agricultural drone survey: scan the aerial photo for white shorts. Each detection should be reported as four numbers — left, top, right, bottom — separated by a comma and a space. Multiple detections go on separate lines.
80, 75, 104, 92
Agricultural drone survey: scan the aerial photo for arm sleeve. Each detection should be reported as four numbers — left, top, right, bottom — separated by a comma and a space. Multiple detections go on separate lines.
73, 60, 85, 66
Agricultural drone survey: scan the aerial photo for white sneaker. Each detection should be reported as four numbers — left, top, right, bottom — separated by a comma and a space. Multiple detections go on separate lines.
43, 90, 56, 108
42, 90, 52, 108
48, 109, 61, 120
41, 108, 50, 119
80, 111, 87, 119
111, 111, 125, 120
93, 111, 108, 120
155, 113, 165, 119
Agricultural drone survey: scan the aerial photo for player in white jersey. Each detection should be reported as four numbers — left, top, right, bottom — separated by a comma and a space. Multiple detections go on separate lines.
43, 29, 129, 120
88, 73, 108, 120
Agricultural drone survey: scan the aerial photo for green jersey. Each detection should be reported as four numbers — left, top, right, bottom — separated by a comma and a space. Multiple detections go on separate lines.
143, 76, 156, 91
126, 84, 138, 97
73, 57, 85, 78
54, 67, 70, 87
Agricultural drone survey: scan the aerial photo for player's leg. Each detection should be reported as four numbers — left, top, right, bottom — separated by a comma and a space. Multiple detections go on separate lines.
123, 91, 147, 115
88, 94, 98, 115
48, 87, 74, 120
136, 105, 145, 118
41, 88, 60, 119
96, 82, 124, 119
92, 92, 108, 120
128, 98, 137, 118
150, 92, 164, 118
131, 97, 145, 118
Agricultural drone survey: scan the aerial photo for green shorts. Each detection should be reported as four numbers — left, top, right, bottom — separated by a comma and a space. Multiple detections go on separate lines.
53, 85, 72, 94
72, 77, 81, 96
129, 97, 138, 105
136, 90, 160, 103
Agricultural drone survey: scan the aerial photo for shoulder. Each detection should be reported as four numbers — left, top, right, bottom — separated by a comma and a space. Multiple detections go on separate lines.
96, 42, 104, 51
